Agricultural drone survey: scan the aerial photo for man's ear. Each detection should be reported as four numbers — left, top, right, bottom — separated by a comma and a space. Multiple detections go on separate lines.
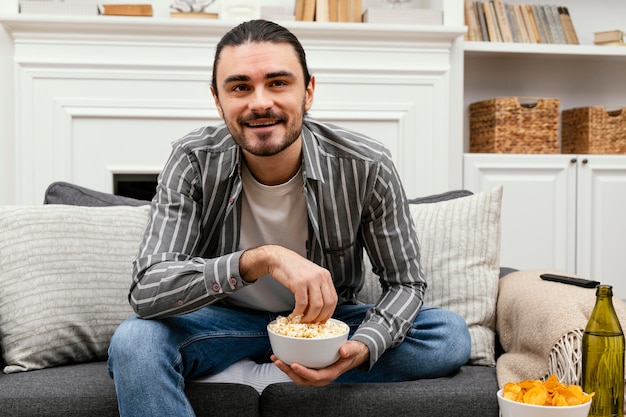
304, 75, 315, 112
210, 86, 224, 119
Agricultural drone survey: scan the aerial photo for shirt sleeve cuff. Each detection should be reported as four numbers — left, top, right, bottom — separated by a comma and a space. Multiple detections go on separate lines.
350, 321, 394, 370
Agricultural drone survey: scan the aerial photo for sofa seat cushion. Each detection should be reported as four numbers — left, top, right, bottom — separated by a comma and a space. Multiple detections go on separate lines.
260, 365, 499, 417
0, 361, 260, 417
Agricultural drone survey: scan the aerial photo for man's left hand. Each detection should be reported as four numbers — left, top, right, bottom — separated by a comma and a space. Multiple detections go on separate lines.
270, 340, 369, 386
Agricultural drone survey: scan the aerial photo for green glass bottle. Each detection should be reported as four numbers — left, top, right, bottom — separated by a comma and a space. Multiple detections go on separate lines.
583, 284, 625, 417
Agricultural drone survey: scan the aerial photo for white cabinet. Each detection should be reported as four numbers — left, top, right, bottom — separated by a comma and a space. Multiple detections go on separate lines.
464, 154, 626, 299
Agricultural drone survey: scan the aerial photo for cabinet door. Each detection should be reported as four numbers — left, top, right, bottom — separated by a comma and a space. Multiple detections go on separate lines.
576, 156, 626, 299
464, 154, 576, 271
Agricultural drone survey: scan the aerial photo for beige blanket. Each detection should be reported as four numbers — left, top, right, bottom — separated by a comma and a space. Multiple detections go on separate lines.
496, 269, 626, 388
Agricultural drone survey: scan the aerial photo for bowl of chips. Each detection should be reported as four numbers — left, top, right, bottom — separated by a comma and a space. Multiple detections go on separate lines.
267, 314, 349, 369
497, 375, 593, 417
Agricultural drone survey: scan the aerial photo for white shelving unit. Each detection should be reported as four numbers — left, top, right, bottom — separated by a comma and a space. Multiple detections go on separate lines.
464, 0, 626, 150
463, 0, 626, 291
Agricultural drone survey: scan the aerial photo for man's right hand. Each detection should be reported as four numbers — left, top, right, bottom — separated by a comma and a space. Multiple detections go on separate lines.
239, 245, 337, 323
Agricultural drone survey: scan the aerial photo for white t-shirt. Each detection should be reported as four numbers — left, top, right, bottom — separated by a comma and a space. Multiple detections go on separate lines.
226, 163, 308, 312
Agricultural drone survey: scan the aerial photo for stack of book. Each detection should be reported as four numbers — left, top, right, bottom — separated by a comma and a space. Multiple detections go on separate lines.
98, 4, 153, 16
594, 30, 625, 46
295, 0, 362, 22
464, 0, 579, 44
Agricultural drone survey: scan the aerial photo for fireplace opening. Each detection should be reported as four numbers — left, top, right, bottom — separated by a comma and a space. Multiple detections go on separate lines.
113, 173, 158, 202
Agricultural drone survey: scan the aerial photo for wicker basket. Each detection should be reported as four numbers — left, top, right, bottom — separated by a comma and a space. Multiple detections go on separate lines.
561, 106, 626, 154
469, 97, 560, 153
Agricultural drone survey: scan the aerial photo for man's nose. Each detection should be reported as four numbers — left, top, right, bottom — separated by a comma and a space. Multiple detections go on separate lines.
249, 88, 273, 112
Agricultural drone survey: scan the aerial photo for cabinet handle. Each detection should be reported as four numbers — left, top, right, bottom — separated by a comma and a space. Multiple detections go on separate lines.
570, 158, 577, 164
582, 158, 589, 164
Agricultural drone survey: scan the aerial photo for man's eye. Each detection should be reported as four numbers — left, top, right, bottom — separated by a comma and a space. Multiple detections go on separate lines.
270, 80, 288, 87
232, 85, 250, 92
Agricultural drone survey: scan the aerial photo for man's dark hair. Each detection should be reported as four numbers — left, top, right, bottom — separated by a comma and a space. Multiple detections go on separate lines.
211, 19, 312, 96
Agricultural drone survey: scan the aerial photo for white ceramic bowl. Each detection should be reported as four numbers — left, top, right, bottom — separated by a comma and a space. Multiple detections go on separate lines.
497, 389, 592, 417
267, 318, 349, 369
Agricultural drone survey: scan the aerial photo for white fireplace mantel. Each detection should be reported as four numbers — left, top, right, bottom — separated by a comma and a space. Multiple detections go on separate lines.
1, 14, 465, 204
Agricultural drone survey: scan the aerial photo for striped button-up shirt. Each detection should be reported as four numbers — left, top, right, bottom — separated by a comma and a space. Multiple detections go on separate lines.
130, 117, 426, 367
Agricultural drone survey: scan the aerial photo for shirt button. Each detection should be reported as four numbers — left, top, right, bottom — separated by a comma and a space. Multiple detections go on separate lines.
177, 299, 184, 306
228, 197, 235, 205
212, 283, 220, 292
229, 277, 237, 286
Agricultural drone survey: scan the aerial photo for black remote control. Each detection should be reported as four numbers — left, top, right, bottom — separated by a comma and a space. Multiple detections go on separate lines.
540, 273, 600, 288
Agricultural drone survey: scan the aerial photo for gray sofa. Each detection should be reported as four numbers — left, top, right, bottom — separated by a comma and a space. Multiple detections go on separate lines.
0, 182, 508, 417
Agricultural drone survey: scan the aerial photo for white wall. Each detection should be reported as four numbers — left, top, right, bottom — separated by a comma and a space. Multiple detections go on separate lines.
0, 27, 15, 205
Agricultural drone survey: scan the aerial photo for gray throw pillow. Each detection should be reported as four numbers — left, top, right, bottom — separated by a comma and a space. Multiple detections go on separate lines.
44, 181, 149, 207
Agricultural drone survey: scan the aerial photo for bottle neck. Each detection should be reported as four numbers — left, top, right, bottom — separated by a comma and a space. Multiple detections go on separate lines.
586, 285, 623, 335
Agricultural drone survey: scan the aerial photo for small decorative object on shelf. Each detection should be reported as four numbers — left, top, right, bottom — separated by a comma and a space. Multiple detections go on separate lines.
170, 0, 217, 18
562, 106, 626, 154
363, 0, 441, 25
220, 0, 260, 21
469, 97, 560, 154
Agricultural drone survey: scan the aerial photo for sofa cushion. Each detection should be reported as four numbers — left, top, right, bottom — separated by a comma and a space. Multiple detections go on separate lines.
260, 365, 499, 417
357, 189, 473, 304
360, 187, 502, 367
0, 361, 260, 417
0, 204, 149, 373
44, 181, 149, 207
413, 186, 502, 367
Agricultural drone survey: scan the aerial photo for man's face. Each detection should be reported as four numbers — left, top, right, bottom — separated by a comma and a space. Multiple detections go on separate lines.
211, 42, 314, 158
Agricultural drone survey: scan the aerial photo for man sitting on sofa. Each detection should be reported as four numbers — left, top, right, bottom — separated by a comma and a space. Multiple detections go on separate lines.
107, 19, 471, 417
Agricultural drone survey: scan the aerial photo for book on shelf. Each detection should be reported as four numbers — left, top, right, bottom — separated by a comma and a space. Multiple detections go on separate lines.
492, 0, 513, 42
464, 0, 478, 40
465, 2, 579, 45
594, 30, 624, 45
558, 6, 579, 45
98, 4, 153, 16
506, 4, 526, 43
315, 0, 329, 21
170, 12, 218, 19
295, 0, 361, 23
596, 41, 626, 47
546, 5, 566, 44
295, 0, 315, 21
475, 2, 489, 41
523, 4, 541, 43
482, 1, 501, 42
532, 4, 551, 43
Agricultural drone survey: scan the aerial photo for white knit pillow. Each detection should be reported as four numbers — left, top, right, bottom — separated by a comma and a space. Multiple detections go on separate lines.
0, 204, 149, 373
412, 186, 502, 366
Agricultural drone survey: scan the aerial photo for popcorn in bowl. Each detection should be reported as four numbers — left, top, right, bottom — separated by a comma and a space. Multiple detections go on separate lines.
268, 314, 347, 339
267, 314, 349, 368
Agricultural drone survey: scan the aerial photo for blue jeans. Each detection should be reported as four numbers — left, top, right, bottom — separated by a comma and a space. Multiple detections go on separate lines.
107, 303, 470, 417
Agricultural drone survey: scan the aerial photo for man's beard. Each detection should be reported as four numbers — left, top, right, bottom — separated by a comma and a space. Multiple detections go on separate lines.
224, 106, 305, 157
